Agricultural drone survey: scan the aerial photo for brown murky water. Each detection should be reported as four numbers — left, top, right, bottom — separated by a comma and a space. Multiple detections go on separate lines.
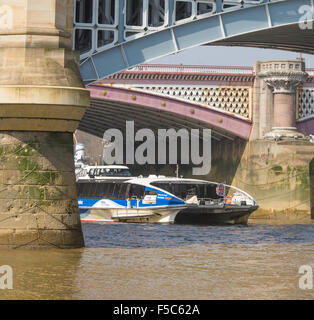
0, 221, 313, 300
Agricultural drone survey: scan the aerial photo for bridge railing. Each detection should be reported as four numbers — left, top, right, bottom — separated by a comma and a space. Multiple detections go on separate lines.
297, 87, 314, 121
128, 64, 254, 75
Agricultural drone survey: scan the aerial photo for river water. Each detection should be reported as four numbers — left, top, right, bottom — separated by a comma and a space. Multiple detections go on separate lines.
0, 221, 313, 300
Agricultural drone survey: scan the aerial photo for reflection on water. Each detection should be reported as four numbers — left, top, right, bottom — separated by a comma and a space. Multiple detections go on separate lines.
0, 221, 313, 300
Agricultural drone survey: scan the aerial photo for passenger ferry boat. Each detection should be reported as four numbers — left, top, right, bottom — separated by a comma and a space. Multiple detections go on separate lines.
152, 177, 259, 225
77, 175, 187, 223
76, 173, 259, 225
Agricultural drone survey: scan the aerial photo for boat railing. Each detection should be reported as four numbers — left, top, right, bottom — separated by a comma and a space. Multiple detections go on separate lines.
197, 198, 225, 206
186, 184, 258, 207
223, 184, 258, 206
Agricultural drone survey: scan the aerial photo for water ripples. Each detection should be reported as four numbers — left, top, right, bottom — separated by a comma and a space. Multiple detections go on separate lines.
82, 221, 314, 249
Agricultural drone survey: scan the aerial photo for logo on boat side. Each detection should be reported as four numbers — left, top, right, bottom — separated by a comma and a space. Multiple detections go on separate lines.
0, 265, 13, 290
103, 121, 211, 175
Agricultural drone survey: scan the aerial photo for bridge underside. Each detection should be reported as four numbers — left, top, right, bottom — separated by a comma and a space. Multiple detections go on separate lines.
76, 94, 248, 180
78, 85, 252, 142
212, 24, 314, 54
79, 99, 239, 142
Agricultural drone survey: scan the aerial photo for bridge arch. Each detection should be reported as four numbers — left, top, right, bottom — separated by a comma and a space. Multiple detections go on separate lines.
79, 84, 252, 140
78, 0, 314, 85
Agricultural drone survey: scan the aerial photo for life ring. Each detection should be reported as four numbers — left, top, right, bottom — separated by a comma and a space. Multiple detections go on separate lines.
225, 195, 233, 204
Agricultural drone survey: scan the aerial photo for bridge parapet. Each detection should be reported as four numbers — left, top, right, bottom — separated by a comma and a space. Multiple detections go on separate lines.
110, 84, 252, 121
96, 62, 314, 124
298, 88, 314, 121
128, 64, 254, 75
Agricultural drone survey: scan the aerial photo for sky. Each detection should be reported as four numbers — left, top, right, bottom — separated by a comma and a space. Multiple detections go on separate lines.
151, 46, 314, 68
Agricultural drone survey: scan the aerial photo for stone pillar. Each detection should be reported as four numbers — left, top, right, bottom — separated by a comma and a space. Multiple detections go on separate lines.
0, 1, 90, 248
231, 60, 314, 222
258, 60, 308, 140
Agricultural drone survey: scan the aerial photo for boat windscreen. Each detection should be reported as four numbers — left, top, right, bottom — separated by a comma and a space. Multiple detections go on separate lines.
77, 182, 131, 199
151, 182, 223, 200
88, 168, 132, 177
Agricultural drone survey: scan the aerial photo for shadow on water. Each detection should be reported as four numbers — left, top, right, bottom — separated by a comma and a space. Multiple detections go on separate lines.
81, 221, 314, 249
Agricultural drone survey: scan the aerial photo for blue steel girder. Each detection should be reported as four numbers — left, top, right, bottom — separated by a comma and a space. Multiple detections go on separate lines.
76, 0, 314, 85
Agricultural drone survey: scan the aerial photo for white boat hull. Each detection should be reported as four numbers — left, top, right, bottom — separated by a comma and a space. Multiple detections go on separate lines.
80, 205, 186, 224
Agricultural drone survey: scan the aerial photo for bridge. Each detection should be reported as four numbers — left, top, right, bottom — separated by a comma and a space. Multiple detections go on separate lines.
80, 64, 255, 142
75, 0, 314, 84
0, 0, 313, 248
77, 63, 314, 145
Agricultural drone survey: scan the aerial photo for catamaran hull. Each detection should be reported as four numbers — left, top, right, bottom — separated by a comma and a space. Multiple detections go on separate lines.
175, 205, 259, 225
80, 206, 186, 224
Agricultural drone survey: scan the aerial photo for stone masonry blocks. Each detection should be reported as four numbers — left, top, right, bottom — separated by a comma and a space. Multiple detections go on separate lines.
0, 131, 84, 248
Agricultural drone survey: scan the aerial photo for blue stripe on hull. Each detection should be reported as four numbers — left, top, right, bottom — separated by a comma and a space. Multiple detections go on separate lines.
77, 186, 185, 210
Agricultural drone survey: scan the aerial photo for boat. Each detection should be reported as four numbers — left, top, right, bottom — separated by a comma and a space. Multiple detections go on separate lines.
77, 175, 187, 223
76, 175, 258, 225
150, 177, 259, 225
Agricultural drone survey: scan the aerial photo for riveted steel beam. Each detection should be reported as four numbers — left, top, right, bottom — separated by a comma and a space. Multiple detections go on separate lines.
79, 0, 314, 84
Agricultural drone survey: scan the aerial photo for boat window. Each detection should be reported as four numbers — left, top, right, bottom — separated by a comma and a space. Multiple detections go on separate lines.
150, 182, 223, 200
81, 183, 90, 197
96, 183, 110, 198
116, 183, 129, 199
150, 182, 171, 194
89, 183, 98, 197
76, 182, 105, 198
88, 168, 95, 177
204, 184, 222, 199
122, 169, 132, 176
76, 182, 84, 197
76, 182, 97, 198
87, 167, 132, 177
110, 183, 127, 199
77, 181, 224, 200
77, 182, 131, 199
128, 184, 145, 199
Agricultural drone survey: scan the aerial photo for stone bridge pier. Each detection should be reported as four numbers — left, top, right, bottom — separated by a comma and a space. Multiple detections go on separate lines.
0, 0, 90, 248
233, 60, 314, 221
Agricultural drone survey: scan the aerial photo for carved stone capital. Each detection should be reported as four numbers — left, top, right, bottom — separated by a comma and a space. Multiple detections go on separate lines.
258, 71, 308, 93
